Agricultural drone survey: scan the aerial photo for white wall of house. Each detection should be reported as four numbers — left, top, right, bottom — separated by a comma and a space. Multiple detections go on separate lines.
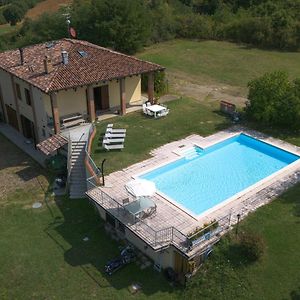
126, 75, 141, 104
56, 87, 88, 118
14, 77, 33, 122
94, 203, 177, 270
0, 69, 142, 141
32, 87, 48, 141
108, 80, 120, 108
0, 70, 15, 112
108, 75, 141, 108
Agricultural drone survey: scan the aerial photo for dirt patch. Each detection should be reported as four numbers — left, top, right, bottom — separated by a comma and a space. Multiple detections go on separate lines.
167, 71, 248, 109
0, 135, 50, 206
25, 0, 72, 19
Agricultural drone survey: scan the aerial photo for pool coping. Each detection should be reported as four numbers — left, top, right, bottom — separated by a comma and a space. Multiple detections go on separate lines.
132, 128, 300, 221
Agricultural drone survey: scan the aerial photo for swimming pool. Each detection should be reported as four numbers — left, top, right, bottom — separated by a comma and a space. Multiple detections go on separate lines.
140, 134, 299, 216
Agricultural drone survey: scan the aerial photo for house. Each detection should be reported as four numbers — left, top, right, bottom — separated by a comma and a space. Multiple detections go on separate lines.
0, 38, 164, 143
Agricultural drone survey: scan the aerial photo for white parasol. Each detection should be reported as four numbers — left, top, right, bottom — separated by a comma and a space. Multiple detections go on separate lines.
125, 179, 156, 197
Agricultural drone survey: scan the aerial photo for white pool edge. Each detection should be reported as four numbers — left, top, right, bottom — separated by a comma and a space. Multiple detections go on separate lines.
133, 131, 300, 222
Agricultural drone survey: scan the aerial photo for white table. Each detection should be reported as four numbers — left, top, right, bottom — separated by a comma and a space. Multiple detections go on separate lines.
146, 104, 167, 118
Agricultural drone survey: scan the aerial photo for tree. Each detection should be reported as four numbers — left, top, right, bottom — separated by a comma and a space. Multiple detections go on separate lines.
87, 0, 151, 54
3, 4, 24, 25
246, 71, 300, 128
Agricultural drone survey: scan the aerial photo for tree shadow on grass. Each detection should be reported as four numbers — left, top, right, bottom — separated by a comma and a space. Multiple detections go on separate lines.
44, 196, 175, 296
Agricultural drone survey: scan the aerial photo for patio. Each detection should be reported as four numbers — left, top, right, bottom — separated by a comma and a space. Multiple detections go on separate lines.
87, 126, 300, 257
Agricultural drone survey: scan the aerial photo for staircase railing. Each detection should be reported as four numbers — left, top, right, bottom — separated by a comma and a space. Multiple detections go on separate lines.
84, 124, 102, 187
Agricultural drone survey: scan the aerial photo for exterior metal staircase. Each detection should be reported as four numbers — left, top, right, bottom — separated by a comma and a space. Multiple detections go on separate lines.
69, 140, 87, 199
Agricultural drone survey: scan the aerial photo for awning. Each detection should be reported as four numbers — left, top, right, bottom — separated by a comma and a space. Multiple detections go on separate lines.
36, 134, 68, 155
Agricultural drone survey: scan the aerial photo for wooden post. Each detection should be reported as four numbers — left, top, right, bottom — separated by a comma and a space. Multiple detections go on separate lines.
147, 72, 154, 104
87, 85, 96, 122
119, 78, 126, 115
10, 75, 22, 133
50, 92, 60, 134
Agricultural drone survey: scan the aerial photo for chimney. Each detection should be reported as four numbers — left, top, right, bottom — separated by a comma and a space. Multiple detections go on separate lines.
43, 55, 53, 74
61, 50, 68, 65
19, 48, 24, 65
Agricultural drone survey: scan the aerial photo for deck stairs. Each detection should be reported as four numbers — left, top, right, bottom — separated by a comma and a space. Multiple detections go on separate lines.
182, 147, 200, 160
69, 140, 87, 199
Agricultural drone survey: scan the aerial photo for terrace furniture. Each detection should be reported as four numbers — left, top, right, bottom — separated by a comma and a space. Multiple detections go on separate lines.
107, 124, 126, 133
220, 101, 240, 122
146, 104, 168, 118
142, 104, 148, 115
103, 137, 125, 145
61, 113, 85, 129
157, 108, 169, 118
105, 132, 126, 138
102, 124, 126, 150
123, 196, 157, 219
104, 143, 124, 150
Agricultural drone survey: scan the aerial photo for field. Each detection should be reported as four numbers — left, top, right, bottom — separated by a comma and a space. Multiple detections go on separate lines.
0, 0, 72, 36
137, 39, 300, 87
25, 0, 72, 19
137, 40, 300, 102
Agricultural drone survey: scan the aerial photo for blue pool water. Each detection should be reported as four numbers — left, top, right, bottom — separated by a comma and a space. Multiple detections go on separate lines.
140, 134, 299, 216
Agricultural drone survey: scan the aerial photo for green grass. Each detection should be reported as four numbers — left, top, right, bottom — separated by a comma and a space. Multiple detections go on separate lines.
1, 100, 300, 298
137, 39, 300, 87
184, 184, 300, 300
0, 23, 18, 36
92, 97, 230, 174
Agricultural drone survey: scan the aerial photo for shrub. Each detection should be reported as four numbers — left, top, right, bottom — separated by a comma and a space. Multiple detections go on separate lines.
246, 71, 300, 128
141, 71, 168, 97
238, 231, 265, 261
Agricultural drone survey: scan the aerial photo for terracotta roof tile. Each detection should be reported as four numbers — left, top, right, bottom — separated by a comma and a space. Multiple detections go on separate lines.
0, 39, 164, 93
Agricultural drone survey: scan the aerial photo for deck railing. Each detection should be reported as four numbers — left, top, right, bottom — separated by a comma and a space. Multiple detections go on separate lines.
86, 185, 233, 253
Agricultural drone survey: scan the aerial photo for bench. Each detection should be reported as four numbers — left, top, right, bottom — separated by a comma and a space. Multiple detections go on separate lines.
220, 101, 240, 122
220, 101, 236, 116
61, 113, 85, 128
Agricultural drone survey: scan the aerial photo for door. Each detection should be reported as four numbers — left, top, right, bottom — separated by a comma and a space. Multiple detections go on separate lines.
174, 251, 189, 275
21, 115, 35, 143
5, 105, 19, 131
94, 85, 109, 112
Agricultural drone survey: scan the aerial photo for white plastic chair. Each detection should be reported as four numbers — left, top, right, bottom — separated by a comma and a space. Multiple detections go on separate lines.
142, 104, 148, 115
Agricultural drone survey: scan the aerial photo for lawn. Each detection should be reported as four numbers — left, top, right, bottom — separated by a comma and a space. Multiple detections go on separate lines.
0, 134, 175, 300
1, 101, 300, 299
0, 23, 17, 36
184, 184, 300, 300
137, 39, 300, 88
91, 97, 230, 174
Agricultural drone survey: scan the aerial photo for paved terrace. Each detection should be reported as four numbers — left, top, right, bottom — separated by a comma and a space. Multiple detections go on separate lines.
87, 126, 300, 257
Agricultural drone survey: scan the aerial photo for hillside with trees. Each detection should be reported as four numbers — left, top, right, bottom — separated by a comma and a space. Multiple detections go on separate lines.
0, 0, 299, 53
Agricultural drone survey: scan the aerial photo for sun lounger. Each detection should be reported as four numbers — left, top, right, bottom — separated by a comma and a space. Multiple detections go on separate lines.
106, 128, 126, 134
106, 124, 126, 133
105, 132, 126, 138
104, 144, 124, 150
103, 138, 125, 144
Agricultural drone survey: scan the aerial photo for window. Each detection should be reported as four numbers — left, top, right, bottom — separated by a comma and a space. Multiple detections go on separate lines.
24, 88, 31, 106
16, 83, 21, 100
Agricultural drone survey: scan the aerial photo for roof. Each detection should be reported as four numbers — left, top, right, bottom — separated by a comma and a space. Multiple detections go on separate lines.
0, 39, 164, 93
36, 134, 68, 155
